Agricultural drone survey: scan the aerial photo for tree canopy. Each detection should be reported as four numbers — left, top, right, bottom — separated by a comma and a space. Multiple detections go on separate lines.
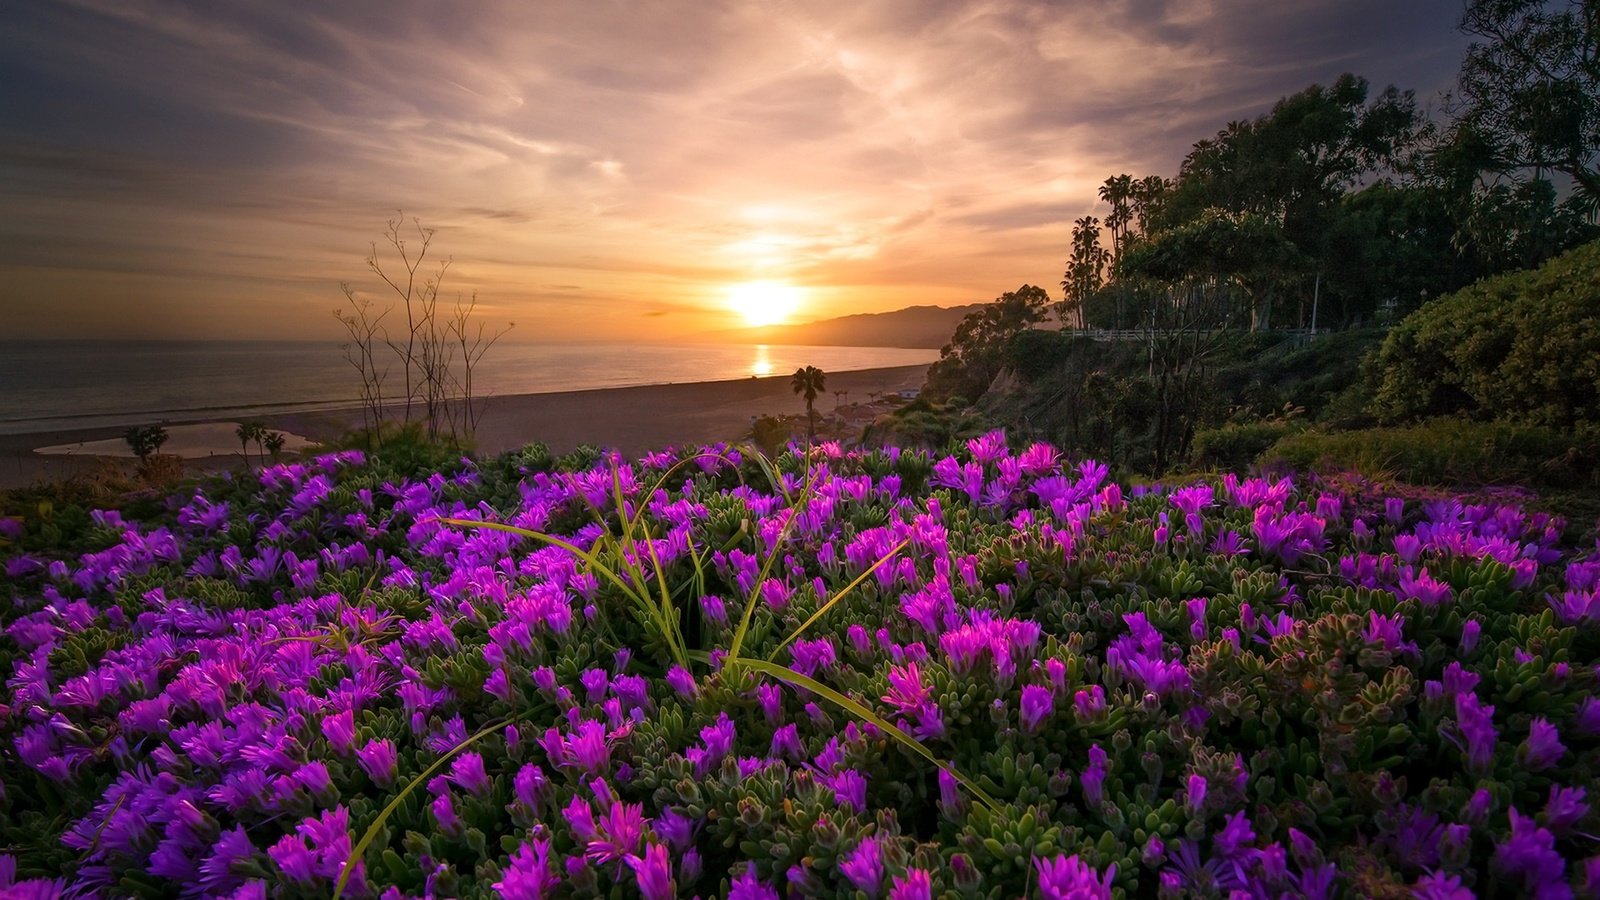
1455, 0, 1600, 211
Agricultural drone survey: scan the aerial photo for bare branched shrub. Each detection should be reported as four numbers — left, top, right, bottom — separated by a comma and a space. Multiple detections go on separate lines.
336, 213, 512, 446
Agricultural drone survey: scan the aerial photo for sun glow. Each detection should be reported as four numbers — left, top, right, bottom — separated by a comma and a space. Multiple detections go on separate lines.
725, 280, 804, 327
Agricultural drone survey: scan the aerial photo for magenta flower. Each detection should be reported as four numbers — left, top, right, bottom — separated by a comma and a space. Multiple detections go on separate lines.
355, 738, 397, 786
1184, 773, 1207, 816
1081, 745, 1108, 807
1544, 785, 1588, 834
1493, 808, 1566, 895
888, 867, 932, 900
1412, 870, 1474, 899
840, 835, 883, 894
450, 751, 492, 797
584, 800, 645, 870
431, 792, 462, 836
829, 769, 868, 813
665, 666, 697, 697
883, 663, 931, 714
729, 862, 779, 900
513, 764, 548, 812
1020, 684, 1053, 732
495, 837, 560, 899
628, 843, 674, 900
1034, 854, 1115, 899
1454, 693, 1497, 774
321, 709, 355, 755
1520, 717, 1565, 771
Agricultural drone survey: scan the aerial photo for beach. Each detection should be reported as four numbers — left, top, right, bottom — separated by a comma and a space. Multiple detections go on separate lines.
0, 364, 929, 490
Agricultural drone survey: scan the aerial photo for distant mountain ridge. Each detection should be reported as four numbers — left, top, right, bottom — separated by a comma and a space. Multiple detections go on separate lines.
700, 303, 979, 349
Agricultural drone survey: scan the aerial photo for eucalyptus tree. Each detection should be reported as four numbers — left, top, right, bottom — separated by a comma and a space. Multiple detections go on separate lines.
1455, 0, 1600, 214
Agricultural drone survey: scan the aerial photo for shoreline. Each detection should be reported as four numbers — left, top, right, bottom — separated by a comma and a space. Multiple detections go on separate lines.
0, 364, 929, 490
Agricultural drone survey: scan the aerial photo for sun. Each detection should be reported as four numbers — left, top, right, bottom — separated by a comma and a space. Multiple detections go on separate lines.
725, 280, 804, 327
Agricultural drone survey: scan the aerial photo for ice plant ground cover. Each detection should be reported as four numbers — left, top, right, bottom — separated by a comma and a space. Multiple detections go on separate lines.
3, 434, 1600, 898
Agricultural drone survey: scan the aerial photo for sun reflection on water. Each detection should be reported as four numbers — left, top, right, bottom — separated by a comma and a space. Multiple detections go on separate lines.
751, 344, 772, 377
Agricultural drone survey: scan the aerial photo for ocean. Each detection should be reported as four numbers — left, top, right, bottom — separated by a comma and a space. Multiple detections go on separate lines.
0, 341, 940, 435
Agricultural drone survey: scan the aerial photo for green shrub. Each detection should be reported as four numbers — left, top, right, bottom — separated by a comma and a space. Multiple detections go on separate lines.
1260, 419, 1600, 490
1368, 238, 1600, 428
1191, 420, 1300, 471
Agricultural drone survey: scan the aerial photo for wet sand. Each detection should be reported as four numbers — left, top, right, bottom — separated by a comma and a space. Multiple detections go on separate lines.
0, 365, 928, 490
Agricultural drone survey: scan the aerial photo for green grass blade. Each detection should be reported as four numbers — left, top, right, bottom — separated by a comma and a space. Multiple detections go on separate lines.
725, 471, 817, 665
727, 657, 999, 813
743, 445, 793, 505
768, 538, 908, 661
334, 718, 509, 899
436, 519, 648, 609
637, 514, 688, 669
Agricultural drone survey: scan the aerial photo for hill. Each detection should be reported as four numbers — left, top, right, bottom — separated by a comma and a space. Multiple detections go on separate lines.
699, 303, 979, 349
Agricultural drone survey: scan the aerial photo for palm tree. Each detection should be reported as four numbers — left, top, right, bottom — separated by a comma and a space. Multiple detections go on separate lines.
236, 421, 266, 469
790, 366, 827, 444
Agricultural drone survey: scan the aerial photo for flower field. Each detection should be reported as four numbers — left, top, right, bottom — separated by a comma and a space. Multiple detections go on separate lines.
3, 433, 1598, 898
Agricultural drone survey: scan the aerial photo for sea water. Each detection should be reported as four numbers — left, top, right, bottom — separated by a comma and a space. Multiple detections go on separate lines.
0, 341, 939, 434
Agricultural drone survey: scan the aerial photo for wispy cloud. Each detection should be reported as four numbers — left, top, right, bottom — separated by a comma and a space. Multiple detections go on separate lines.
0, 0, 1468, 339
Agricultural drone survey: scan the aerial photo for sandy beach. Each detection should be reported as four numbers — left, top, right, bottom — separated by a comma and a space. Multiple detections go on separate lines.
0, 364, 929, 490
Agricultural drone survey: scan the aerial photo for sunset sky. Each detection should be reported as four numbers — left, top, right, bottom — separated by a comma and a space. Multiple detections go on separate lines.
3, 0, 1469, 342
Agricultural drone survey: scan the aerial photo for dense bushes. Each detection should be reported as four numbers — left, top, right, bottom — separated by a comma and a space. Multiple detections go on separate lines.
5, 435, 1600, 896
1191, 421, 1301, 471
1370, 238, 1600, 428
1260, 419, 1600, 492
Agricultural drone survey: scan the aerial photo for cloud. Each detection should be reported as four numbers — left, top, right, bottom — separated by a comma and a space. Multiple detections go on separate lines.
0, 0, 1468, 339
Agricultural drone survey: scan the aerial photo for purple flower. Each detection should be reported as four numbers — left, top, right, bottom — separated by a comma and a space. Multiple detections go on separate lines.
1213, 811, 1255, 859
496, 837, 560, 899
356, 739, 398, 786
584, 800, 645, 870
840, 835, 883, 894
1074, 685, 1107, 720
1185, 597, 1208, 640
789, 638, 837, 677
450, 751, 492, 797
1544, 785, 1588, 835
1494, 808, 1566, 895
1463, 788, 1495, 826
829, 769, 868, 813
1035, 854, 1115, 899
431, 792, 462, 835
1184, 773, 1207, 816
937, 769, 965, 816
1577, 696, 1600, 736
883, 663, 931, 714
580, 668, 609, 703
729, 862, 779, 900
1412, 870, 1474, 899
665, 666, 697, 697
1081, 745, 1108, 807
888, 867, 933, 900
1521, 717, 1565, 771
756, 683, 783, 723
628, 843, 674, 900
513, 764, 548, 812
1454, 693, 1497, 775
1020, 684, 1053, 732
321, 710, 355, 755
197, 827, 255, 896
652, 808, 697, 850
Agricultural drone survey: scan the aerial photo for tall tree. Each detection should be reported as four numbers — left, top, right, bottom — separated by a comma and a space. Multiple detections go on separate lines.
1119, 209, 1306, 331
1099, 175, 1136, 265
926, 285, 1051, 402
1456, 0, 1600, 212
1060, 217, 1109, 327
791, 366, 827, 444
